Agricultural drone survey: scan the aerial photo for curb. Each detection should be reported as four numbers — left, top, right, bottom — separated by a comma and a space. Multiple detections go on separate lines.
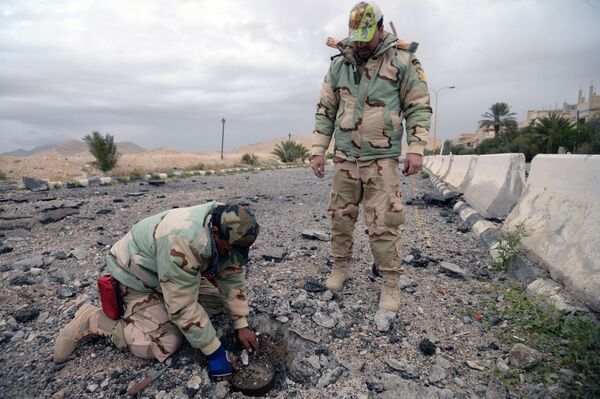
426, 174, 543, 285
1, 164, 308, 194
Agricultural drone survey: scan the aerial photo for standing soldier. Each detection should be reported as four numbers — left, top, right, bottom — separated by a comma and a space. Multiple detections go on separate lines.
311, 1, 431, 319
53, 202, 260, 379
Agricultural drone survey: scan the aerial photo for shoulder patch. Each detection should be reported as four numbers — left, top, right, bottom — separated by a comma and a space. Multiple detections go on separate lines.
396, 40, 419, 53
411, 58, 427, 83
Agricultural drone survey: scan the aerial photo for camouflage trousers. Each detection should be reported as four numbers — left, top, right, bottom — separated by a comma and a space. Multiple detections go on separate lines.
328, 158, 405, 272
111, 278, 223, 362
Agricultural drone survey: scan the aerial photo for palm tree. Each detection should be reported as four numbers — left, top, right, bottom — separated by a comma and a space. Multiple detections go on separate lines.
479, 102, 517, 138
531, 113, 575, 154
272, 139, 310, 163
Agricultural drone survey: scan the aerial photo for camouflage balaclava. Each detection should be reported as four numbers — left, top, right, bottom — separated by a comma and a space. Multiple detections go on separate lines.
212, 204, 260, 249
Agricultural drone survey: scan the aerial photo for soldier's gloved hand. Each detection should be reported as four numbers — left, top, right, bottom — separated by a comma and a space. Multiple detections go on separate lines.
207, 344, 238, 379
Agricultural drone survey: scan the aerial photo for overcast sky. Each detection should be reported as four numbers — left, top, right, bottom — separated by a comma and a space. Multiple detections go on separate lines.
1, 0, 599, 153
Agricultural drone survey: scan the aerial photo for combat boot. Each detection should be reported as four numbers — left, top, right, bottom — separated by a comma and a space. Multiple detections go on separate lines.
378, 271, 401, 312
325, 259, 350, 292
53, 304, 118, 363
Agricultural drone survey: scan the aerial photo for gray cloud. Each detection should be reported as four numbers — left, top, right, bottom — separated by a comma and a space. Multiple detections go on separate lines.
1, 0, 599, 153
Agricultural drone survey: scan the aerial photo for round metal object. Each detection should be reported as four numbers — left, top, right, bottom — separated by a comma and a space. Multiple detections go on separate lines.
230, 358, 275, 396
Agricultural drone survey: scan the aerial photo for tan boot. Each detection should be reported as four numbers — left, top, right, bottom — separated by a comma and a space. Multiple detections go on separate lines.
378, 271, 401, 312
325, 259, 350, 292
53, 304, 117, 363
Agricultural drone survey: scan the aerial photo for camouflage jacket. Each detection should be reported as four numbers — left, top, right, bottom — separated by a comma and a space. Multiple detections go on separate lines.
107, 202, 249, 355
312, 32, 432, 159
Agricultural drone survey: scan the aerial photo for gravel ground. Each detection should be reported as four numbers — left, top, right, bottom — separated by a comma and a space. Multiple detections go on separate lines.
0, 166, 558, 398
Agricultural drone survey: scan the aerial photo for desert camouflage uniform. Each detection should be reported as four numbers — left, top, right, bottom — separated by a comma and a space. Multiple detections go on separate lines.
107, 202, 258, 362
312, 32, 431, 270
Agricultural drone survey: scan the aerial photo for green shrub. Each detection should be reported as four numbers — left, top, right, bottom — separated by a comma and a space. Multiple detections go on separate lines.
241, 153, 259, 166
83, 131, 119, 172
129, 168, 143, 180
0, 170, 6, 180
492, 223, 527, 270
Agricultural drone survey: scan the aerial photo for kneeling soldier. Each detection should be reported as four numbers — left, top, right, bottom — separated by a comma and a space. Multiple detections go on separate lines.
53, 202, 260, 379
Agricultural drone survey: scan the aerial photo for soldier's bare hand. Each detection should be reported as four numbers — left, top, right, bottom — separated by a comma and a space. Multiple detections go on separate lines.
402, 154, 423, 176
311, 155, 326, 178
236, 327, 259, 353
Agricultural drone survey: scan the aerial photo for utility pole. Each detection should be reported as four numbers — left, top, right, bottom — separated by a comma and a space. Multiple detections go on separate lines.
220, 117, 226, 160
431, 86, 456, 155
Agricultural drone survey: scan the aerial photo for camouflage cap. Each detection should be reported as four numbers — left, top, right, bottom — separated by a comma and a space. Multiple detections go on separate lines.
348, 1, 383, 42
214, 205, 260, 248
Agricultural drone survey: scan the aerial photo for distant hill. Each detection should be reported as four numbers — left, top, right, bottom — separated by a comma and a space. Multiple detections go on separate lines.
1, 140, 146, 157
1, 144, 56, 157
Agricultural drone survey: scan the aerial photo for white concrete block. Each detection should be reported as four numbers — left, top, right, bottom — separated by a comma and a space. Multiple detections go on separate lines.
443, 155, 478, 193
504, 154, 600, 312
463, 153, 526, 219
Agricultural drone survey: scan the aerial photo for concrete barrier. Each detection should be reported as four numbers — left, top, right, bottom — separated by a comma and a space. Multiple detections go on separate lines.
438, 156, 453, 179
504, 154, 600, 312
426, 156, 442, 174
423, 156, 432, 170
463, 153, 526, 219
430, 156, 449, 176
443, 155, 478, 193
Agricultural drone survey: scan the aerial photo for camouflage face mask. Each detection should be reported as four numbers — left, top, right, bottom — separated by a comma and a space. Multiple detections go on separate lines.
216, 205, 260, 248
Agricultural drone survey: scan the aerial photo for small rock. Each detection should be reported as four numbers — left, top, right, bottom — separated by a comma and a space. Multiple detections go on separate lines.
39, 208, 79, 224
57, 288, 74, 299
53, 251, 68, 260
398, 275, 415, 289
14, 255, 45, 271
12, 306, 40, 323
304, 277, 326, 292
497, 358, 510, 374
435, 356, 451, 369
322, 290, 333, 301
508, 343, 542, 369
384, 358, 419, 379
454, 377, 466, 388
87, 384, 98, 393
301, 230, 329, 241
261, 248, 287, 262
0, 244, 13, 255
312, 311, 336, 328
11, 330, 25, 342
466, 360, 486, 370
70, 246, 87, 260
331, 324, 351, 339
9, 276, 34, 286
439, 261, 467, 279
374, 309, 396, 332
30, 267, 43, 276
240, 349, 249, 366
316, 366, 344, 388
50, 388, 66, 399
306, 354, 321, 369
457, 223, 470, 233
147, 180, 166, 186
428, 365, 446, 383
214, 381, 229, 399
22, 177, 49, 192
186, 374, 202, 390
418, 339, 436, 356
276, 315, 289, 323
